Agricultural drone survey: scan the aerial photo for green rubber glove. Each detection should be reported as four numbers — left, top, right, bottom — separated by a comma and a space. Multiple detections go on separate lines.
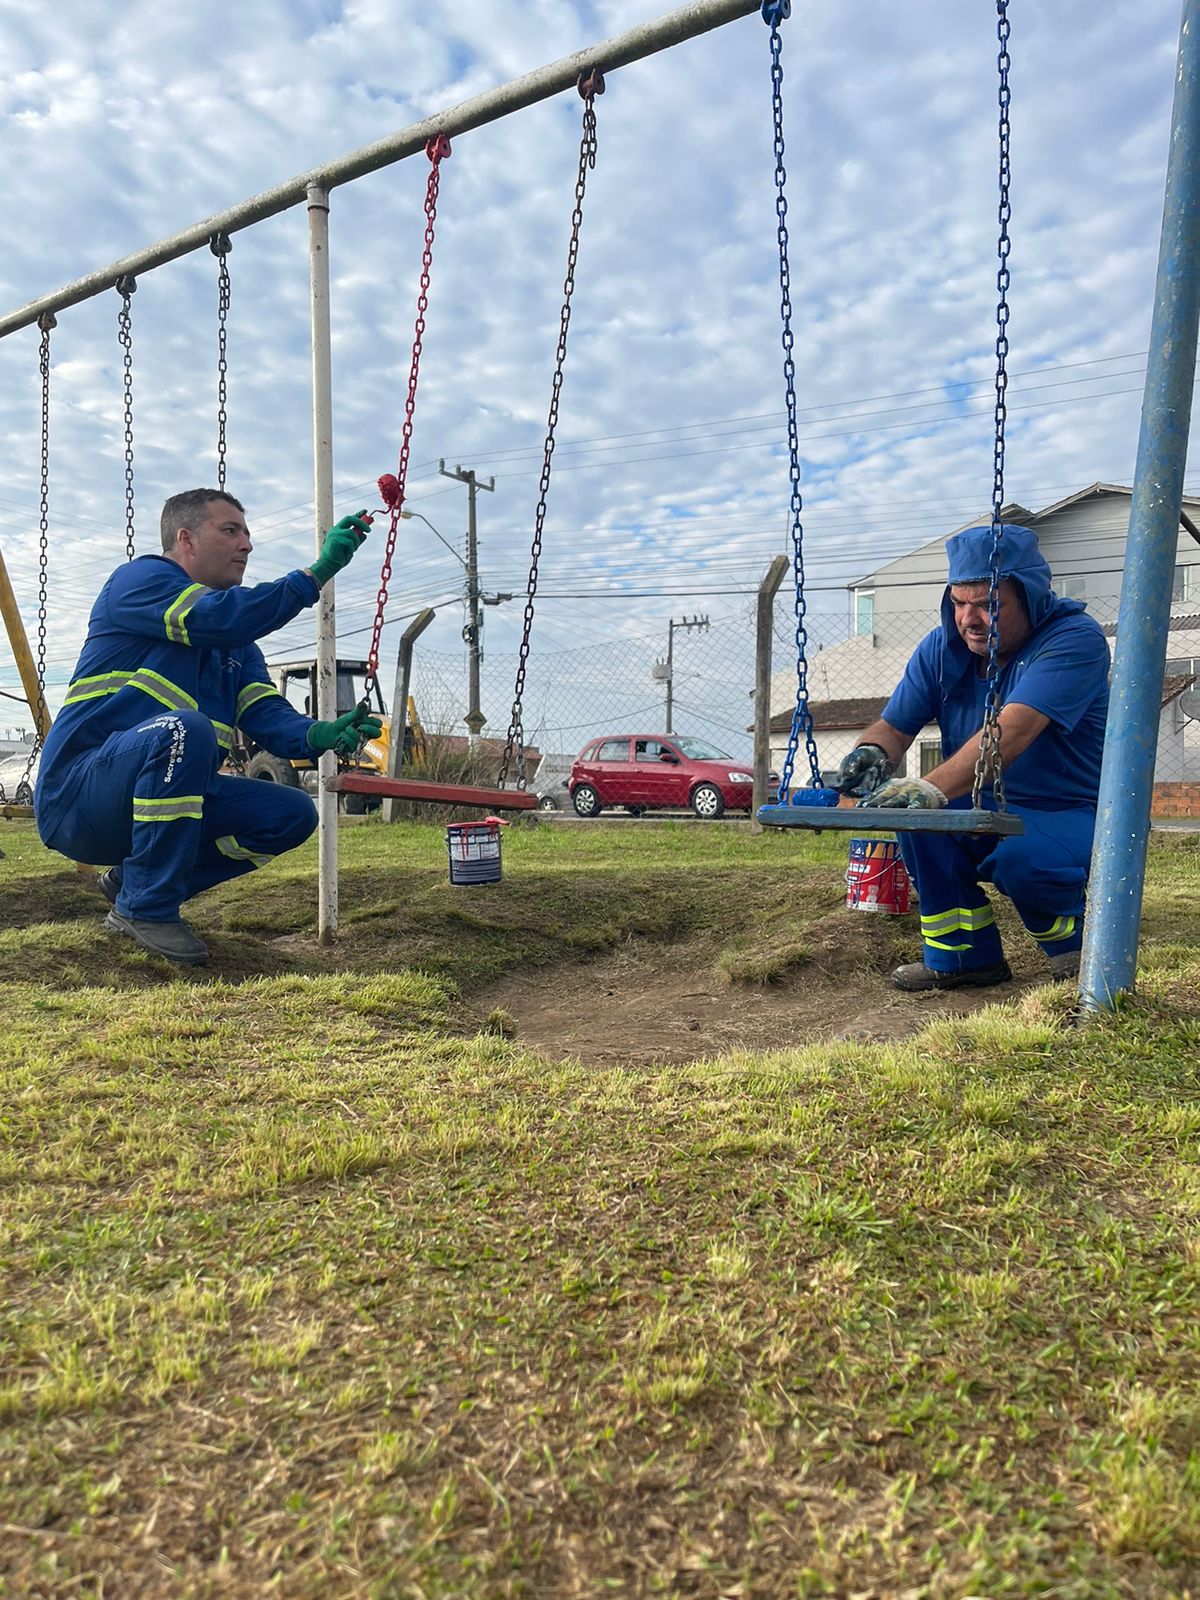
866, 776, 948, 810
306, 705, 383, 758
308, 512, 370, 587
834, 742, 894, 798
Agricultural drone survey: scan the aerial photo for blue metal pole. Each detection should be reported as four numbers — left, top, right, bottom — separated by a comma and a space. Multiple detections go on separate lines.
1080, 0, 1200, 1013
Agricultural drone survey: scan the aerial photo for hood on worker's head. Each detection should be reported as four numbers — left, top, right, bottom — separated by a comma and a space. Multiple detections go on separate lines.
939, 521, 1085, 690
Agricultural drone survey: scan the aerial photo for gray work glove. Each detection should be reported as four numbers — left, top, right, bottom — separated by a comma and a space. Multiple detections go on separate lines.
833, 742, 894, 798
867, 776, 947, 810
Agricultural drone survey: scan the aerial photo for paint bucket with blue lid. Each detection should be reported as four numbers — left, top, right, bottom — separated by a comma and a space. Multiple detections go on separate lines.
446, 819, 503, 886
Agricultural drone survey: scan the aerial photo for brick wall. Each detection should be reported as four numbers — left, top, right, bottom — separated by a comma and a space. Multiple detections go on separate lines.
1152, 782, 1200, 818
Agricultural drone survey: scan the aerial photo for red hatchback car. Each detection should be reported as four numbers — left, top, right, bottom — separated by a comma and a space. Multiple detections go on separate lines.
569, 734, 778, 819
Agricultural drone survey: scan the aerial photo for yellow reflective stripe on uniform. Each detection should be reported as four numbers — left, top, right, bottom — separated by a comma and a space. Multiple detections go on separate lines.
921, 904, 995, 952
132, 794, 205, 822
1029, 915, 1077, 942
211, 719, 234, 749
63, 670, 132, 704
215, 834, 273, 868
163, 583, 209, 645
65, 668, 197, 711
126, 668, 199, 713
236, 682, 280, 718
920, 905, 995, 934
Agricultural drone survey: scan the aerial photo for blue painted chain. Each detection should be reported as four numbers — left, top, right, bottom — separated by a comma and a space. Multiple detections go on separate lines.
763, 2, 822, 799
972, 0, 1012, 810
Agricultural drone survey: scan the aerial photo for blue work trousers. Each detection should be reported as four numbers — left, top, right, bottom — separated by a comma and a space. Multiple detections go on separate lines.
42, 710, 316, 921
897, 799, 1094, 973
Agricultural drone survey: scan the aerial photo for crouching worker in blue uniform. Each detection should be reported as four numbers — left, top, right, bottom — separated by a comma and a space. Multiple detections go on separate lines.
35, 489, 381, 967
833, 524, 1109, 992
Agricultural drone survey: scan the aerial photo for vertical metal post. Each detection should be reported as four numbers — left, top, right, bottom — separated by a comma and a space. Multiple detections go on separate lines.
382, 607, 436, 823
0, 542, 52, 740
1080, 0, 1200, 1013
752, 555, 789, 829
308, 183, 338, 945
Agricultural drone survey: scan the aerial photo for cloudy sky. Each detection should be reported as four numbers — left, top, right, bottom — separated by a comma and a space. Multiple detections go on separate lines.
0, 0, 1191, 754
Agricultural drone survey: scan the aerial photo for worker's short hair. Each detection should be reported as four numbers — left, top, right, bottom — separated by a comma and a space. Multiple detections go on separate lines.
160, 489, 245, 552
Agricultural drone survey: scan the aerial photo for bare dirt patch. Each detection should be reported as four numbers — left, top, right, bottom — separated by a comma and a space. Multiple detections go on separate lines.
468, 907, 1052, 1065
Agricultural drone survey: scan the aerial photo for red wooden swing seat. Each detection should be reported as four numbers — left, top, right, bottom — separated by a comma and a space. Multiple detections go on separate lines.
326, 772, 537, 810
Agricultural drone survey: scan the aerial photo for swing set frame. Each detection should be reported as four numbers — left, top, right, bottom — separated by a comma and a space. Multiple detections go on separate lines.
0, 0, 760, 931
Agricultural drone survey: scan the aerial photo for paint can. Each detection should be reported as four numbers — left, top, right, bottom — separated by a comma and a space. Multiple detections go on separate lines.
845, 835, 910, 914
446, 820, 503, 887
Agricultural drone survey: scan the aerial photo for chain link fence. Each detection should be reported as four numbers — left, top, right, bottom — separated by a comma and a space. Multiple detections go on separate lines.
3, 580, 1198, 811
396, 582, 1199, 801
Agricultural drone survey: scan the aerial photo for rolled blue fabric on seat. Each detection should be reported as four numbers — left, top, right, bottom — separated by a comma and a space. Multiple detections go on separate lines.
789, 787, 841, 807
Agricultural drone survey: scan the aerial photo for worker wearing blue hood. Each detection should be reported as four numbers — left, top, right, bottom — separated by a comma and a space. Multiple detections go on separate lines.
834, 524, 1109, 990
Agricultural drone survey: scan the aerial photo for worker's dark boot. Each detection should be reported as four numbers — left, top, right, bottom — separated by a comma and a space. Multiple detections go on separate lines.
104, 909, 209, 967
891, 960, 1012, 992
98, 868, 121, 905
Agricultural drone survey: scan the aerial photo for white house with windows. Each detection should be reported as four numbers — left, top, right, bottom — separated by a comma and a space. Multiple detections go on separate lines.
768, 484, 1200, 788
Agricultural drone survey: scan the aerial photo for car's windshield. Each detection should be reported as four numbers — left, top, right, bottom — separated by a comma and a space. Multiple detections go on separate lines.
672, 737, 732, 761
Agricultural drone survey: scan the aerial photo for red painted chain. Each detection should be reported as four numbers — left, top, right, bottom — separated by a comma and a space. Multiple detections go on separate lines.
497, 70, 603, 788
363, 134, 451, 702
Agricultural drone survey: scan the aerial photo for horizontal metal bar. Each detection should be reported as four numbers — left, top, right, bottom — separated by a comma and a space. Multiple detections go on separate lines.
756, 804, 1026, 835
328, 772, 538, 811
0, 0, 759, 340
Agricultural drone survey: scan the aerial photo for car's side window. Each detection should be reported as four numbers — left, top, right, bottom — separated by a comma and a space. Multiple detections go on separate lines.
597, 739, 631, 762
634, 739, 668, 762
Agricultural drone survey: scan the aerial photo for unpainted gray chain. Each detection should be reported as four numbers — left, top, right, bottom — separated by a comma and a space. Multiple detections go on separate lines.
497, 70, 603, 789
116, 275, 137, 560
16, 312, 56, 800
212, 234, 232, 490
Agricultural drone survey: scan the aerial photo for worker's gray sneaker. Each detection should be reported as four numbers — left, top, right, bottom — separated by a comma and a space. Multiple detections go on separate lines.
104, 909, 209, 966
1046, 950, 1081, 981
98, 868, 121, 905
891, 960, 1012, 992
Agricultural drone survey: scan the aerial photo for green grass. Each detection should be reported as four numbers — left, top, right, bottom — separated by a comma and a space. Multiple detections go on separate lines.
0, 817, 1198, 1597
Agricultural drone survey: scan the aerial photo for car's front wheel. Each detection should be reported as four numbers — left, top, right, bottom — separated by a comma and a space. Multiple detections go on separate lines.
572, 784, 601, 818
690, 783, 725, 820
538, 794, 559, 812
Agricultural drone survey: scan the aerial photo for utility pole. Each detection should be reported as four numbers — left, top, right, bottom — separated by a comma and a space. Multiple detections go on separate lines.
654, 614, 709, 734
438, 460, 495, 749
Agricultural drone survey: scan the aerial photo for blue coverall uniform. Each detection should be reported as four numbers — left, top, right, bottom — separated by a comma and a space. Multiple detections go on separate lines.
35, 556, 321, 923
881, 525, 1110, 974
